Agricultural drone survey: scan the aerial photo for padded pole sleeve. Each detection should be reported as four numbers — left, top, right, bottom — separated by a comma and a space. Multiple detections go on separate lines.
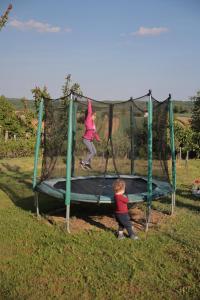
33, 98, 44, 189
169, 95, 176, 192
130, 104, 135, 175
65, 94, 73, 206
147, 92, 153, 208
71, 101, 77, 177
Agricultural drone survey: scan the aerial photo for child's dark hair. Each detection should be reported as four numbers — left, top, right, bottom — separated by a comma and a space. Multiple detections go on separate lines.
112, 179, 126, 193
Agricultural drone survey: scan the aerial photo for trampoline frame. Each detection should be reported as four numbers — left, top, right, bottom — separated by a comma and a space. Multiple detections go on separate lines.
35, 175, 172, 203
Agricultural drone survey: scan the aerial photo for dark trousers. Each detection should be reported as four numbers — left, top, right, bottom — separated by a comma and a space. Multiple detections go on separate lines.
115, 213, 134, 237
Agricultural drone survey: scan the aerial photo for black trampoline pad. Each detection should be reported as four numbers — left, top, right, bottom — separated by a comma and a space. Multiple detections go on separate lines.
54, 177, 157, 196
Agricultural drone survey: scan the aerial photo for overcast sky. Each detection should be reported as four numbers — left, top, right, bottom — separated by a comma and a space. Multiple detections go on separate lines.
1, 0, 200, 100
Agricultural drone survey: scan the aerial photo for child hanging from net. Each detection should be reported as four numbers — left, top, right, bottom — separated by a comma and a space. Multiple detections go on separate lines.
80, 99, 100, 170
113, 179, 139, 240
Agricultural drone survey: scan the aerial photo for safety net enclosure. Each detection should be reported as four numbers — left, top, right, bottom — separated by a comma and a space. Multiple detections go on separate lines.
33, 91, 176, 230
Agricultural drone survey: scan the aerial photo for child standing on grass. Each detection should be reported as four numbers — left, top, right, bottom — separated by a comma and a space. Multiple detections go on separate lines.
113, 179, 138, 240
80, 98, 100, 170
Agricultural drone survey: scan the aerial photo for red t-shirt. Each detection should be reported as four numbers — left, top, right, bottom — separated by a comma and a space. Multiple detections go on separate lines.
114, 194, 128, 213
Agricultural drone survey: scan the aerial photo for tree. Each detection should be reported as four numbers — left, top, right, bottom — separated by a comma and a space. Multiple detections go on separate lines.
62, 74, 83, 97
192, 132, 200, 158
0, 95, 25, 137
31, 86, 50, 115
62, 74, 71, 97
190, 90, 200, 132
21, 97, 29, 112
174, 122, 191, 159
0, 4, 12, 31
173, 105, 179, 114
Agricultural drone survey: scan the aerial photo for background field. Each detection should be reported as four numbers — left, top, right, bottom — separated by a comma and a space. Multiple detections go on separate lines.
7, 97, 193, 115
0, 157, 200, 299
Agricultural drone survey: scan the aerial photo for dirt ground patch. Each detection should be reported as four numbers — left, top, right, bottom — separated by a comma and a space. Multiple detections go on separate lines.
44, 204, 168, 234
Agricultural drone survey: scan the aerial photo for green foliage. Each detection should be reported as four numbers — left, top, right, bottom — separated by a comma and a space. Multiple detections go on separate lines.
174, 122, 200, 158
0, 138, 35, 158
0, 96, 23, 135
21, 110, 36, 135
62, 74, 83, 97
62, 74, 71, 97
191, 132, 200, 158
173, 101, 193, 116
0, 96, 35, 138
31, 86, 50, 115
20, 97, 29, 112
173, 105, 179, 113
191, 90, 200, 132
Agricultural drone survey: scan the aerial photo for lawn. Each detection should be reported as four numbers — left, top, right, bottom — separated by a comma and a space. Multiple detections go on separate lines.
0, 157, 200, 299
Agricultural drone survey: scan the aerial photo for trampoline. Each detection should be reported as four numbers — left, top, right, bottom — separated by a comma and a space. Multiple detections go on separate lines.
33, 90, 176, 232
36, 175, 172, 203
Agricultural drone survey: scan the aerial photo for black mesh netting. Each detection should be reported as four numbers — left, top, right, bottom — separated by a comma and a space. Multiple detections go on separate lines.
40, 93, 171, 185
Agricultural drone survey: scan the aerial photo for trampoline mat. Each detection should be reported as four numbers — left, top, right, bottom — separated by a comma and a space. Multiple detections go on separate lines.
54, 177, 157, 196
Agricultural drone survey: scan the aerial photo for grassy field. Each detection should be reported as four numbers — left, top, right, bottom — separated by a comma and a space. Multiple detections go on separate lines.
0, 157, 200, 299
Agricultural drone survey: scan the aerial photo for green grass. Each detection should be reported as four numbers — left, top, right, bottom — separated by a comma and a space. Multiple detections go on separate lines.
0, 157, 200, 299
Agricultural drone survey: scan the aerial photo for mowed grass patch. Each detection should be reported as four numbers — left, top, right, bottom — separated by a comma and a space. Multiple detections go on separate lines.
0, 157, 200, 299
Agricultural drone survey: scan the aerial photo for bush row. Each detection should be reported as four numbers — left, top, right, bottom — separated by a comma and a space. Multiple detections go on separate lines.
0, 138, 35, 158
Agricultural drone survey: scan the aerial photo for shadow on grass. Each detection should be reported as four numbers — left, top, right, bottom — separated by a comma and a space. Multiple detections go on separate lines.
176, 188, 200, 212
155, 187, 200, 213
1, 162, 199, 233
59, 203, 115, 232
0, 163, 35, 211
0, 163, 116, 231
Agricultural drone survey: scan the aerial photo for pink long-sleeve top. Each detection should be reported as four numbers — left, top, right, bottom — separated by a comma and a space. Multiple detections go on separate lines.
83, 100, 100, 141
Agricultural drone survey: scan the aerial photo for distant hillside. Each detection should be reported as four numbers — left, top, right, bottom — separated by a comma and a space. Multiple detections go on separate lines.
7, 98, 35, 112
173, 100, 193, 116
6, 97, 193, 117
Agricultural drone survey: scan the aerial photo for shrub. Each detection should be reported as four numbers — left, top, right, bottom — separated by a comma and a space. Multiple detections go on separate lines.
0, 138, 35, 158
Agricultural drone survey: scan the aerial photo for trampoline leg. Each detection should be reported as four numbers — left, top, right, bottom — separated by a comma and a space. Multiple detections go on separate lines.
173, 192, 176, 208
171, 192, 176, 215
34, 192, 40, 217
171, 193, 175, 215
171, 193, 174, 215
145, 207, 151, 232
66, 205, 71, 233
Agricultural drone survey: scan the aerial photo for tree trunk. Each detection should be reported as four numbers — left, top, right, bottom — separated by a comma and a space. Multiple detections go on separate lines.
186, 151, 189, 161
5, 130, 8, 142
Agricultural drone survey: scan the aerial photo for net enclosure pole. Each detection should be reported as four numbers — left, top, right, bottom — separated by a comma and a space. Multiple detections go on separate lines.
169, 94, 176, 213
65, 93, 73, 232
71, 101, 78, 177
130, 102, 135, 175
33, 98, 44, 189
146, 90, 153, 232
33, 97, 44, 216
